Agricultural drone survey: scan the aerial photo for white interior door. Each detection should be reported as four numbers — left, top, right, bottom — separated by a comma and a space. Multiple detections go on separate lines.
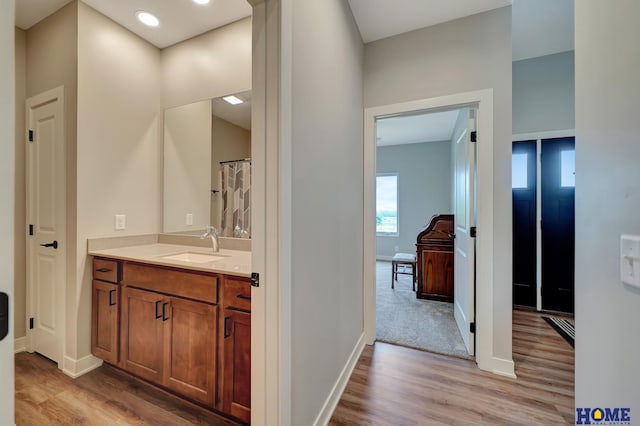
26, 87, 66, 365
453, 109, 476, 356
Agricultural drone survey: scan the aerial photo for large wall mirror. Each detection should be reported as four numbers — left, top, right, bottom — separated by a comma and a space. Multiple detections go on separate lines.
163, 90, 251, 237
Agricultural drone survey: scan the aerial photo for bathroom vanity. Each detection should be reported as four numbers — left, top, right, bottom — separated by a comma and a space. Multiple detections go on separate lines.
89, 242, 251, 424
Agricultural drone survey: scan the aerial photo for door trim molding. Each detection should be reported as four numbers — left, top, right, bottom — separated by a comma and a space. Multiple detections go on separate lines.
364, 89, 508, 375
25, 85, 66, 368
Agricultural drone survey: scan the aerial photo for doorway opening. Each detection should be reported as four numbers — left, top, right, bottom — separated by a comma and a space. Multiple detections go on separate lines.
374, 108, 474, 360
364, 89, 502, 374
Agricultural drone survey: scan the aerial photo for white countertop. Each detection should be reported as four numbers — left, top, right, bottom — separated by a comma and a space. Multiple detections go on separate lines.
88, 243, 251, 277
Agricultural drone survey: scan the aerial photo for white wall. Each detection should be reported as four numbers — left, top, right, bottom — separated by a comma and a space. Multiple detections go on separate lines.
76, 2, 161, 361
286, 1, 364, 423
160, 17, 252, 109
364, 7, 513, 366
163, 100, 212, 232
376, 142, 451, 258
513, 51, 574, 134
0, 0, 15, 422
575, 0, 640, 419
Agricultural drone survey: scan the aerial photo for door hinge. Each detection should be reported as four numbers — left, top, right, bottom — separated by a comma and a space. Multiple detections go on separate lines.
470, 322, 476, 333
470, 131, 477, 143
470, 226, 477, 238
28, 130, 34, 142
251, 272, 260, 288
29, 224, 34, 236
29, 317, 34, 330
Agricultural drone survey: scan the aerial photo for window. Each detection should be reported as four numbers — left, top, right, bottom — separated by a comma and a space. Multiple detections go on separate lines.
561, 149, 575, 187
512, 153, 528, 189
376, 174, 398, 235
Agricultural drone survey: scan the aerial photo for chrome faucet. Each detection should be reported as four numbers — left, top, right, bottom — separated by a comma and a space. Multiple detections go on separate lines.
201, 225, 220, 253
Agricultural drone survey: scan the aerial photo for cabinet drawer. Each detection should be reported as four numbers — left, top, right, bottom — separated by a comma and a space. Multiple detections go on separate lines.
223, 277, 251, 311
122, 263, 218, 304
93, 258, 120, 283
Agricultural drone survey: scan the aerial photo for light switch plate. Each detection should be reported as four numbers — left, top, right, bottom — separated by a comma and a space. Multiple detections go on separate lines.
115, 214, 126, 230
186, 213, 193, 226
620, 234, 640, 288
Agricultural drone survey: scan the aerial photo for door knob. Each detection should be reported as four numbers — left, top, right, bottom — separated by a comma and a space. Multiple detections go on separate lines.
40, 240, 58, 249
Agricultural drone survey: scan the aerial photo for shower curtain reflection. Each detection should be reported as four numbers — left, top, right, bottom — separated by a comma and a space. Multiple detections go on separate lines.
220, 159, 251, 238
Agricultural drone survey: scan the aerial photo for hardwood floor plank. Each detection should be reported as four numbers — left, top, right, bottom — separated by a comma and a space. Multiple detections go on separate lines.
330, 309, 574, 426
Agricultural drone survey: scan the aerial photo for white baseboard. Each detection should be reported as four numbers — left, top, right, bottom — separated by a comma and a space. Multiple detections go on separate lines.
14, 336, 27, 354
313, 332, 365, 426
491, 356, 516, 379
62, 354, 103, 378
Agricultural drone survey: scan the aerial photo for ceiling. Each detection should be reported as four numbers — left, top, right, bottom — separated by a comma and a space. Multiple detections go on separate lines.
212, 90, 252, 130
376, 110, 461, 147
16, 0, 252, 49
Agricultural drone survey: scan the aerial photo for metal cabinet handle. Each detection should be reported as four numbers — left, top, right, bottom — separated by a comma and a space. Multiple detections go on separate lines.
236, 293, 251, 301
224, 316, 231, 338
162, 302, 170, 321
109, 289, 116, 306
155, 300, 162, 319
96, 268, 111, 273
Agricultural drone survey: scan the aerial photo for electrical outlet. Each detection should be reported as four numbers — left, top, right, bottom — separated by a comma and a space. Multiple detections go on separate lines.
186, 213, 193, 226
115, 214, 126, 230
394, 246, 399, 252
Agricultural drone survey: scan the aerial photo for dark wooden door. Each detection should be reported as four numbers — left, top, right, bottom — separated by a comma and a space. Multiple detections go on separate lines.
221, 309, 251, 423
91, 280, 119, 364
120, 286, 164, 382
164, 296, 218, 406
541, 137, 575, 313
512, 140, 537, 307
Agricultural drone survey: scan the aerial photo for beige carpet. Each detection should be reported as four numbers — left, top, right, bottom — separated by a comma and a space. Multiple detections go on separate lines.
375, 261, 473, 360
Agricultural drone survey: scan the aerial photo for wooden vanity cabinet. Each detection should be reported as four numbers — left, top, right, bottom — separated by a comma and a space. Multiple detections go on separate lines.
91, 258, 121, 365
120, 263, 219, 407
219, 276, 252, 424
416, 214, 455, 302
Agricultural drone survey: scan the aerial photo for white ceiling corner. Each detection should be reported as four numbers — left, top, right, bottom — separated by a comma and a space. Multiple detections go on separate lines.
15, 0, 74, 30
376, 110, 461, 147
347, 0, 512, 44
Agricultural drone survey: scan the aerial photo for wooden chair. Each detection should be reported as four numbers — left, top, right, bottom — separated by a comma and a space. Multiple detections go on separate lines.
391, 253, 416, 291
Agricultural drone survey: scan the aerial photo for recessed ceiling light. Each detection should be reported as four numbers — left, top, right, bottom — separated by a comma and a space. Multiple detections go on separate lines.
193, 0, 211, 4
223, 96, 244, 105
136, 11, 159, 27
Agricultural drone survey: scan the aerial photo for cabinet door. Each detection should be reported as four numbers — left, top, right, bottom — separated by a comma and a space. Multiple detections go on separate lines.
163, 297, 218, 406
419, 250, 454, 302
221, 309, 251, 423
91, 280, 119, 364
120, 286, 164, 382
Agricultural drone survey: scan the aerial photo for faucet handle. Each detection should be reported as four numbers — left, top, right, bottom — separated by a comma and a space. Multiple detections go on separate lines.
207, 225, 219, 235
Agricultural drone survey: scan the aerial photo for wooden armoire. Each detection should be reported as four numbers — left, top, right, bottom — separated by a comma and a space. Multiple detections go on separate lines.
416, 214, 454, 302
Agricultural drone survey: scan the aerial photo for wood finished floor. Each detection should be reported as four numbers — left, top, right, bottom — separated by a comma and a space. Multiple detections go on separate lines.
330, 309, 574, 426
15, 353, 238, 426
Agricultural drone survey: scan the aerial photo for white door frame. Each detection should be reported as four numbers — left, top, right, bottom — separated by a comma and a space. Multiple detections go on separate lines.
364, 89, 497, 373
513, 129, 575, 311
0, 0, 15, 422
25, 85, 66, 367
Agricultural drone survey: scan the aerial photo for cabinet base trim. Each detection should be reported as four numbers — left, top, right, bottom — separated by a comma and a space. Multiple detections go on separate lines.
312, 332, 365, 426
62, 354, 103, 378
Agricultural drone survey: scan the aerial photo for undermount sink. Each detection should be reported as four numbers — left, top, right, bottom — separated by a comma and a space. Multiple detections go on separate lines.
161, 252, 227, 263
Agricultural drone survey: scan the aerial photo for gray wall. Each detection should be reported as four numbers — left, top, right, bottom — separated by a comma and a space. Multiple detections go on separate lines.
364, 7, 513, 363
376, 142, 451, 258
575, 0, 640, 418
513, 51, 575, 134
289, 1, 364, 424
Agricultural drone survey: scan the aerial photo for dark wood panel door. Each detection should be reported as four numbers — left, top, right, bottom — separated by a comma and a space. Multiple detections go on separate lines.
164, 297, 218, 406
120, 286, 164, 382
541, 137, 575, 313
417, 249, 454, 302
91, 280, 119, 364
221, 309, 251, 423
512, 140, 537, 307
